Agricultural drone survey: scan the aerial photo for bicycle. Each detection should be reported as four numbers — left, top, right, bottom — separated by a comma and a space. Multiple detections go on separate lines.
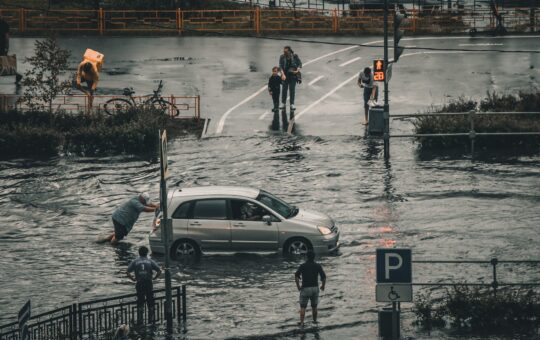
103, 80, 179, 116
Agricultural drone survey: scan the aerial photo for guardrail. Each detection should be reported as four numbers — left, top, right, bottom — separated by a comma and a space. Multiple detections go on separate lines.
390, 111, 540, 158
0, 7, 537, 35
0, 286, 187, 340
412, 259, 540, 296
1, 94, 201, 120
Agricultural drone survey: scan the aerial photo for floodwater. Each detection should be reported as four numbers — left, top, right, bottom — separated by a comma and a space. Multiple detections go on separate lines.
1, 35, 540, 339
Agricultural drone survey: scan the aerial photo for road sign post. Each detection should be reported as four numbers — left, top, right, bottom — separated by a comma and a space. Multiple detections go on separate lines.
383, 0, 390, 160
159, 130, 173, 334
376, 248, 412, 340
18, 300, 31, 340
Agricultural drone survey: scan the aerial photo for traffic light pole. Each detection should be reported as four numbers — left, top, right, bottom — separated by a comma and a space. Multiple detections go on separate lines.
383, 0, 390, 159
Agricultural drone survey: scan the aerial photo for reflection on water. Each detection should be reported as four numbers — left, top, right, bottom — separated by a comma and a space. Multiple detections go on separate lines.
0, 134, 539, 339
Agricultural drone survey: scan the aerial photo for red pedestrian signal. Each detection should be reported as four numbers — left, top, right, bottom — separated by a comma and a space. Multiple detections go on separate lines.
373, 59, 385, 81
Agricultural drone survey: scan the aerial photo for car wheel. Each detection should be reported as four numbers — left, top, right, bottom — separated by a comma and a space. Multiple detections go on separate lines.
171, 239, 200, 261
284, 238, 312, 256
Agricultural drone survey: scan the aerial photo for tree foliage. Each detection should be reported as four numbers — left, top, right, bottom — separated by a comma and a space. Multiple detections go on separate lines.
21, 36, 72, 112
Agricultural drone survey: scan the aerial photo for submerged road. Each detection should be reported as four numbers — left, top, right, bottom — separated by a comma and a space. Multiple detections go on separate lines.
0, 35, 539, 339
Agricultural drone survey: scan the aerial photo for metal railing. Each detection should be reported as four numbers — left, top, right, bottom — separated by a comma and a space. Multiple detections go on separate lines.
1, 94, 201, 120
1, 7, 537, 34
0, 286, 187, 340
412, 259, 540, 296
390, 111, 540, 158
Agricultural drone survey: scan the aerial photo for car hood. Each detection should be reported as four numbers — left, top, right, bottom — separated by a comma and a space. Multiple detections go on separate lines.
289, 208, 333, 227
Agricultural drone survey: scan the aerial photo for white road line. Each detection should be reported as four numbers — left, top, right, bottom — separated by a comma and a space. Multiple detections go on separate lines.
459, 43, 504, 46
215, 85, 267, 134
308, 75, 324, 86
294, 73, 358, 122
214, 45, 359, 134
339, 56, 362, 67
258, 111, 270, 120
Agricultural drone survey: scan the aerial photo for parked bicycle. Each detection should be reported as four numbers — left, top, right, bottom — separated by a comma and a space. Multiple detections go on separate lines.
104, 80, 179, 116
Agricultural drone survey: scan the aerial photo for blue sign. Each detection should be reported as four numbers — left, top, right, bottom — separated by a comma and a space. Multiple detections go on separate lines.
376, 248, 412, 283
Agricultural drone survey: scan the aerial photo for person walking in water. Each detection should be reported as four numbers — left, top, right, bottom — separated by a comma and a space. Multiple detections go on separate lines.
104, 193, 159, 245
358, 67, 377, 125
127, 246, 162, 324
268, 66, 281, 114
295, 251, 326, 327
279, 46, 302, 113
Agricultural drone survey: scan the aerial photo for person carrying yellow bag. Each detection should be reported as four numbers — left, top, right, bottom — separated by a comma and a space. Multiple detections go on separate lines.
76, 48, 104, 108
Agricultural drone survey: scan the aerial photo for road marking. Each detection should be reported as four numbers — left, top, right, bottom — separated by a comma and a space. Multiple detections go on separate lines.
459, 43, 504, 46
258, 111, 270, 120
339, 56, 362, 67
308, 75, 324, 86
214, 45, 359, 134
215, 85, 267, 134
293, 73, 358, 123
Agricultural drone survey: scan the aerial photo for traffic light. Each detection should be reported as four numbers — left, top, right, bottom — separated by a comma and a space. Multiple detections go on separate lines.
373, 59, 385, 81
393, 12, 405, 62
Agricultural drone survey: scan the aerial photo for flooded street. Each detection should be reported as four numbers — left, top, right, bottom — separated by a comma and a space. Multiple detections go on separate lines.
1, 35, 540, 339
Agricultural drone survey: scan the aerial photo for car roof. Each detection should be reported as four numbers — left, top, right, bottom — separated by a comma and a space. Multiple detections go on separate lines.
171, 186, 260, 199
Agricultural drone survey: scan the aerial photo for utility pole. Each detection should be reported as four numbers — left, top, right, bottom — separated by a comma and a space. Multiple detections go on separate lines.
159, 130, 173, 334
383, 0, 390, 159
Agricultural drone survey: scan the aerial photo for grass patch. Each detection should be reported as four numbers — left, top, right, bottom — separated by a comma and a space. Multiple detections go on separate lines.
413, 92, 540, 153
0, 108, 203, 159
414, 286, 540, 336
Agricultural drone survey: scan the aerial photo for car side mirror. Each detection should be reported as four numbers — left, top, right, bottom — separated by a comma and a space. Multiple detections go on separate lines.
262, 215, 272, 225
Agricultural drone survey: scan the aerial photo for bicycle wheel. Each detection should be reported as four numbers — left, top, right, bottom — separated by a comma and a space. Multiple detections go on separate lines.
104, 98, 132, 116
148, 99, 180, 116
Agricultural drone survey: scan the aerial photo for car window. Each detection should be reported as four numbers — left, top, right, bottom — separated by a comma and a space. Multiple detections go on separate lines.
192, 199, 227, 220
172, 201, 191, 219
231, 200, 271, 222
256, 190, 293, 218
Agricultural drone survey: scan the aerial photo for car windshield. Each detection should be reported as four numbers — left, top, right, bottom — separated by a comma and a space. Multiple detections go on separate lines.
256, 190, 296, 218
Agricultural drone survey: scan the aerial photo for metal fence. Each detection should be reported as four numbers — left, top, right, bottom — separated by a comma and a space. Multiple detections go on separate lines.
0, 7, 537, 34
1, 94, 201, 120
390, 111, 540, 158
412, 259, 540, 295
0, 286, 187, 340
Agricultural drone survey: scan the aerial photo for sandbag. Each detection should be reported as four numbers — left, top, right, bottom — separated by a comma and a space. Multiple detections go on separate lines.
0, 55, 17, 76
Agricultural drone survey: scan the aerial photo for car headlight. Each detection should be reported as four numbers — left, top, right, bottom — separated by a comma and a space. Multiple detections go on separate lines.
317, 226, 332, 235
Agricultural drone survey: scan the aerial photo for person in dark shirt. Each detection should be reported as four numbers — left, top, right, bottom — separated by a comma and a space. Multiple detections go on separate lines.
0, 17, 22, 84
279, 46, 302, 111
127, 246, 162, 324
295, 251, 326, 327
268, 66, 281, 114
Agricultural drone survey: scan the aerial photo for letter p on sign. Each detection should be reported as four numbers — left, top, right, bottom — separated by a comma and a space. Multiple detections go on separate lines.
376, 249, 412, 283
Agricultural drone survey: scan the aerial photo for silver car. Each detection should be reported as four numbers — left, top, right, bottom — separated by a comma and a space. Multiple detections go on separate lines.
148, 186, 339, 259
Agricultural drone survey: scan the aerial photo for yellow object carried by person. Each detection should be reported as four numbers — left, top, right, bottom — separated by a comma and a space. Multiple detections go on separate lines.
76, 48, 104, 92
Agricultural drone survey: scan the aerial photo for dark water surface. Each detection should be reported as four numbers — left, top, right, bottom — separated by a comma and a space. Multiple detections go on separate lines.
1, 36, 540, 339
1, 134, 539, 339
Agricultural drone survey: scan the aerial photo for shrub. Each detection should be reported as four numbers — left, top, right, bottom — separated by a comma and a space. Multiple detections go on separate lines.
413, 286, 540, 335
0, 107, 200, 159
413, 92, 540, 153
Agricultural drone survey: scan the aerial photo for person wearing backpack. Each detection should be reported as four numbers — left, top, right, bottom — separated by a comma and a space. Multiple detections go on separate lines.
279, 46, 302, 113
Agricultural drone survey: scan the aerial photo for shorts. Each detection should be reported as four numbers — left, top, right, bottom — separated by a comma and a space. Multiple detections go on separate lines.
299, 286, 320, 308
363, 87, 373, 106
113, 219, 128, 240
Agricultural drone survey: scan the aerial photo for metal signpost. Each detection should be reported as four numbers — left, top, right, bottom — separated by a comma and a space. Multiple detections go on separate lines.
159, 130, 173, 334
376, 248, 412, 340
18, 300, 31, 340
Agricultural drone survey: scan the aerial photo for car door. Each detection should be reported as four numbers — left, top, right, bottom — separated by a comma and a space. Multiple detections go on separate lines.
230, 199, 280, 251
188, 199, 231, 251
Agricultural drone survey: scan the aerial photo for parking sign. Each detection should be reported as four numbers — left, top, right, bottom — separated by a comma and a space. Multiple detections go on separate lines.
376, 248, 412, 283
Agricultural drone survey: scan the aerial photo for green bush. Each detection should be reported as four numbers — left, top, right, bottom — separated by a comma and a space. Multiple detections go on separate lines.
0, 107, 201, 159
413, 286, 540, 335
413, 92, 540, 152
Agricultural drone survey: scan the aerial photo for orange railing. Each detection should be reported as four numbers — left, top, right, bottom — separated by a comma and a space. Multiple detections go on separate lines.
0, 7, 538, 34
3, 94, 201, 120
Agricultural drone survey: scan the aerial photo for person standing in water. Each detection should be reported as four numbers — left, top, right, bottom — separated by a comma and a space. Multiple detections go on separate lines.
295, 251, 326, 327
